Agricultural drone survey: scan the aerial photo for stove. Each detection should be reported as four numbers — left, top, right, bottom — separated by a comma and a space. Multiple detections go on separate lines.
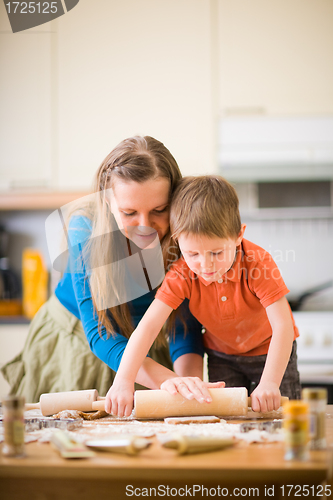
294, 311, 333, 403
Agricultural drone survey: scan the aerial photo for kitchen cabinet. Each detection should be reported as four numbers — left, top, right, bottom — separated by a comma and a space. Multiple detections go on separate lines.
55, 0, 216, 189
0, 323, 29, 399
2, 0, 333, 194
1, 0, 216, 194
0, 3, 55, 190
217, 0, 333, 116
0, 191, 89, 211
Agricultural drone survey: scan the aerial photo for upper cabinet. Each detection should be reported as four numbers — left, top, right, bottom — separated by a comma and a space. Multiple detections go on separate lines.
0, 7, 54, 190
1, 0, 216, 194
217, 0, 333, 116
56, 0, 216, 189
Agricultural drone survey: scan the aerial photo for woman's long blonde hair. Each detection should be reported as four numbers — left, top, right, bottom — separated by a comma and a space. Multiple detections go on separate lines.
80, 136, 182, 343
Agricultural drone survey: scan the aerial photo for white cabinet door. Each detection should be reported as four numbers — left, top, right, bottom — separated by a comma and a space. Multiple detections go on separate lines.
0, 324, 29, 398
56, 0, 216, 189
0, 2, 54, 190
217, 0, 333, 116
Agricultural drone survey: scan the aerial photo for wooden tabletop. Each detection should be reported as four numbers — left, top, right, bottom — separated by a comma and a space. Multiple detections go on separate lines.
1, 406, 333, 500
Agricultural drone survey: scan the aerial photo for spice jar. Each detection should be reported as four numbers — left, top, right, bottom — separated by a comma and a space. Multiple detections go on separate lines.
2, 395, 25, 457
302, 388, 327, 450
283, 400, 309, 461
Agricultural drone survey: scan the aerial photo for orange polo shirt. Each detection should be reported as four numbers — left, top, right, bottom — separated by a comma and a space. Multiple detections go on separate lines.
156, 239, 299, 356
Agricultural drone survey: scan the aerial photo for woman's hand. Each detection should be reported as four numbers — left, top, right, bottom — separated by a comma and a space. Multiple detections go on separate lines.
250, 381, 281, 413
160, 377, 225, 403
105, 380, 135, 418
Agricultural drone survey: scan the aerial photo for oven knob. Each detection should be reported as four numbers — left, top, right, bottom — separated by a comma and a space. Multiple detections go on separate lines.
304, 334, 313, 346
323, 334, 332, 346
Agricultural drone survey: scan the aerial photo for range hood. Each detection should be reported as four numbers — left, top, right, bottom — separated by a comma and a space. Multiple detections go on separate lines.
218, 116, 333, 182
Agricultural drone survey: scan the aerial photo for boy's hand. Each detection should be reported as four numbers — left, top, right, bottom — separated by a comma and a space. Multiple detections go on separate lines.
160, 377, 225, 403
105, 380, 135, 418
250, 382, 281, 413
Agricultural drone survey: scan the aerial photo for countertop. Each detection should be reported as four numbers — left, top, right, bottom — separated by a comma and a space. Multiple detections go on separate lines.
0, 191, 89, 211
1, 406, 332, 500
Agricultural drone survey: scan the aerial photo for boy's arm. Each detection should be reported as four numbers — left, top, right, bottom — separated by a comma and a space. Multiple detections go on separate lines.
106, 299, 173, 416
250, 296, 294, 412
106, 299, 224, 417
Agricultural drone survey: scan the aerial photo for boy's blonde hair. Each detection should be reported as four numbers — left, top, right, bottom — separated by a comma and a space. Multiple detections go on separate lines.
170, 175, 241, 241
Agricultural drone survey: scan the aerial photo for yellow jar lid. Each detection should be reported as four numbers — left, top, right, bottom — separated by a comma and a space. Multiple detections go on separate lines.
283, 400, 309, 415
302, 387, 327, 400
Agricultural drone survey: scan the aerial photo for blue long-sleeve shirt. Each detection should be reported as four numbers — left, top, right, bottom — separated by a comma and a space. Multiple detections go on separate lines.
55, 215, 204, 372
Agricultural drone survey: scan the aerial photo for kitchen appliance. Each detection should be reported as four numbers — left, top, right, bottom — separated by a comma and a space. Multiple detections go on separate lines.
294, 311, 333, 404
288, 280, 333, 311
0, 225, 21, 313
219, 116, 333, 182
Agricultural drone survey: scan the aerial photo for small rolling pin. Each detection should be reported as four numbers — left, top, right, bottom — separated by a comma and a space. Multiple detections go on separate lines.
25, 389, 106, 416
92, 387, 288, 419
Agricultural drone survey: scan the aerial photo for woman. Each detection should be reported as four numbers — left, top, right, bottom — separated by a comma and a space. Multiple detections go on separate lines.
2, 136, 218, 403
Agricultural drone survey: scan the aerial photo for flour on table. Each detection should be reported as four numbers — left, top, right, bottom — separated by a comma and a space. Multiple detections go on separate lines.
21, 418, 282, 444
19, 409, 283, 444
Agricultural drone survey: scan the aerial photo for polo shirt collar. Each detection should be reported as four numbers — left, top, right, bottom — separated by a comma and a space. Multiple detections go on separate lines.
196, 243, 244, 287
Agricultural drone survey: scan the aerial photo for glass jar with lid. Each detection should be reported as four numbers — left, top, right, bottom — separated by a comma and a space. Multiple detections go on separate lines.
2, 395, 25, 457
283, 400, 309, 461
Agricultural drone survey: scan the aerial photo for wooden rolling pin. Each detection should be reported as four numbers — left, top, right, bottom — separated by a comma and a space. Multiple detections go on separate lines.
92, 388, 288, 419
25, 389, 105, 416
134, 387, 249, 419
92, 387, 248, 418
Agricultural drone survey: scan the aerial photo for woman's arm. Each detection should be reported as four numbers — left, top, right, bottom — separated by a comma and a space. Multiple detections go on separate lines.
65, 217, 174, 380
250, 296, 294, 412
168, 299, 205, 378
173, 353, 204, 378
105, 299, 174, 416
112, 299, 173, 382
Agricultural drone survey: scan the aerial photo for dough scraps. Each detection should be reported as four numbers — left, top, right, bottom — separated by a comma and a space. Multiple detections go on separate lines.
52, 410, 108, 420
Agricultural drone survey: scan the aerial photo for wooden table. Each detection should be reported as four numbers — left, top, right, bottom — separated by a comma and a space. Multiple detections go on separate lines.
1, 407, 333, 500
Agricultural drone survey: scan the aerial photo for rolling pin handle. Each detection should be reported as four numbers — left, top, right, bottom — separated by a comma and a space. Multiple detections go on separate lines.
247, 396, 289, 407
96, 396, 106, 401
25, 403, 41, 410
92, 400, 107, 412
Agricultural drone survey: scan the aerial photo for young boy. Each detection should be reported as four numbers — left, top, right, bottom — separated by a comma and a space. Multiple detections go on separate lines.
105, 176, 301, 417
